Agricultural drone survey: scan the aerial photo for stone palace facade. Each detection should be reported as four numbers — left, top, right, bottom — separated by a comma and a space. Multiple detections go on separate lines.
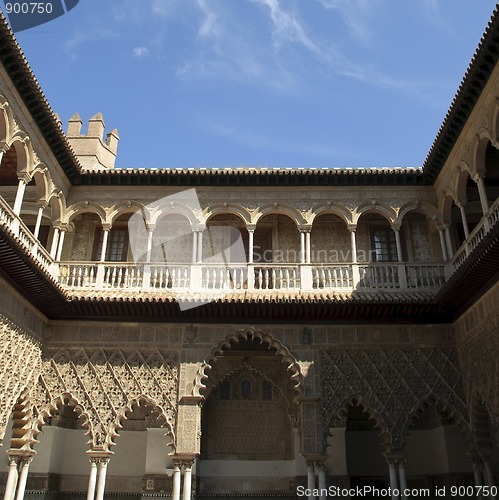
0, 6, 499, 500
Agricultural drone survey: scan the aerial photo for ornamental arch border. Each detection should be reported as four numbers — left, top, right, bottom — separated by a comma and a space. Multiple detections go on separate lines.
203, 203, 252, 227
192, 327, 305, 399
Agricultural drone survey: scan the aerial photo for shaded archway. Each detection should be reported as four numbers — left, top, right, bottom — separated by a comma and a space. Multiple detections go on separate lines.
405, 399, 475, 490
198, 330, 303, 495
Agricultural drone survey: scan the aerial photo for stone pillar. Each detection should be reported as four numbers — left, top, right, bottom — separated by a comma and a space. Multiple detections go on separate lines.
146, 224, 155, 263
483, 458, 496, 498
14, 458, 32, 500
438, 228, 448, 261
100, 227, 110, 262
305, 230, 311, 264
55, 226, 67, 261
387, 459, 399, 500
393, 228, 403, 263
86, 459, 98, 500
350, 227, 357, 263
33, 203, 46, 239
3, 456, 19, 500
459, 203, 470, 239
475, 174, 490, 215
306, 462, 315, 500
300, 231, 306, 264
49, 227, 60, 259
197, 231, 203, 263
398, 459, 408, 499
191, 231, 198, 264
444, 225, 453, 260
182, 460, 193, 500
94, 458, 109, 500
248, 229, 254, 264
317, 462, 327, 499
13, 178, 27, 216
172, 462, 182, 500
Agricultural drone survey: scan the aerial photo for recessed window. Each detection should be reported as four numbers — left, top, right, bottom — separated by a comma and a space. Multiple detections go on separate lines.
240, 379, 252, 399
370, 228, 397, 262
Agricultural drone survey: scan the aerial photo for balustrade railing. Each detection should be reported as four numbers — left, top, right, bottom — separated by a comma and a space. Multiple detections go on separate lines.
3, 192, 499, 295
253, 265, 301, 290
0, 196, 54, 276
312, 265, 352, 289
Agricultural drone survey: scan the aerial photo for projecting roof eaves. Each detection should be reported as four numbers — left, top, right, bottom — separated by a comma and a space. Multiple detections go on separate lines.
422, 4, 499, 182
0, 13, 82, 183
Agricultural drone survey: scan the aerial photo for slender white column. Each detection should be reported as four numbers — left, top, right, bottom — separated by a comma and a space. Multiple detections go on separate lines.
14, 459, 31, 500
146, 227, 154, 263
182, 462, 192, 500
95, 459, 109, 500
3, 458, 19, 500
248, 229, 254, 264
398, 461, 408, 499
350, 229, 357, 263
49, 227, 60, 259
192, 231, 198, 264
197, 231, 203, 263
100, 229, 110, 262
172, 463, 182, 500
13, 179, 26, 216
0, 149, 4, 164
306, 463, 315, 500
483, 460, 496, 492
317, 463, 327, 499
459, 204, 470, 239
475, 175, 490, 215
56, 228, 66, 261
444, 225, 454, 259
86, 460, 98, 500
388, 461, 399, 500
471, 458, 483, 487
438, 229, 448, 261
300, 232, 305, 264
305, 231, 311, 264
394, 229, 403, 262
33, 205, 45, 239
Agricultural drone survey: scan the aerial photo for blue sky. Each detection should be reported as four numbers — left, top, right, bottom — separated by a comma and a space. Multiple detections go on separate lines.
10, 0, 499, 169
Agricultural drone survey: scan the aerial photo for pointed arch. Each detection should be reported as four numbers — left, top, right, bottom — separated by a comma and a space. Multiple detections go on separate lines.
402, 394, 472, 447
327, 396, 391, 452
192, 327, 304, 398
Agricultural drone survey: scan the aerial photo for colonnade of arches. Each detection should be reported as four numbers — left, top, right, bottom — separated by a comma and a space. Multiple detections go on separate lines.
1, 328, 497, 499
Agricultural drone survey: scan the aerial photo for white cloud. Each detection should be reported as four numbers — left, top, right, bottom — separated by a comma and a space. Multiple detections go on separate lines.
316, 0, 377, 44
132, 47, 149, 59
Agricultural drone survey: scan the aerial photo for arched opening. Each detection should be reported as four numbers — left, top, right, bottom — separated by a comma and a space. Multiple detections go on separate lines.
311, 213, 351, 264
109, 401, 174, 496
199, 334, 299, 495
329, 405, 387, 490
356, 212, 400, 263
405, 401, 475, 490
253, 214, 300, 290
479, 142, 499, 209
153, 213, 193, 264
